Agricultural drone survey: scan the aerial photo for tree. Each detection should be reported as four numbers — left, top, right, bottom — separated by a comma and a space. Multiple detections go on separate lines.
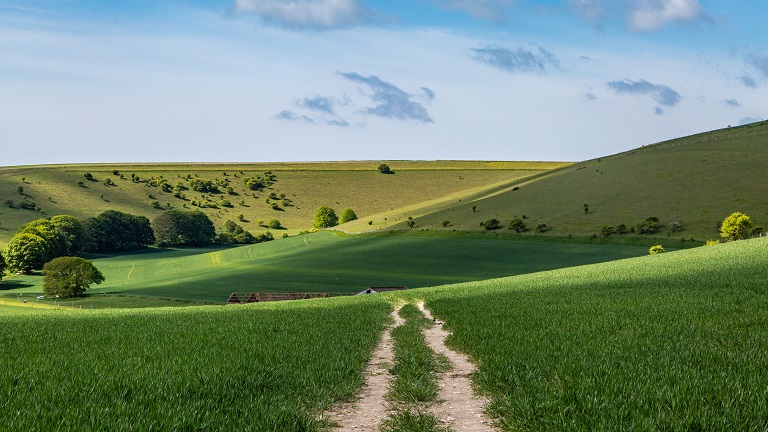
649, 245, 665, 255
152, 210, 215, 247
4, 233, 50, 274
636, 217, 661, 235
0, 251, 6, 280
406, 219, 416, 229
601, 226, 615, 237
268, 219, 282, 229
313, 206, 338, 229
720, 212, 753, 241
86, 210, 155, 252
16, 219, 67, 260
377, 163, 393, 174
340, 208, 358, 224
481, 219, 501, 230
49, 215, 92, 254
583, 204, 589, 214
43, 257, 104, 298
509, 218, 526, 233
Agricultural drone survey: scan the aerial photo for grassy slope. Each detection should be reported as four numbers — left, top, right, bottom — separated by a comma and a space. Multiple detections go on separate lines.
0, 296, 391, 431
383, 122, 768, 239
0, 161, 564, 248
1, 232, 646, 304
408, 238, 768, 430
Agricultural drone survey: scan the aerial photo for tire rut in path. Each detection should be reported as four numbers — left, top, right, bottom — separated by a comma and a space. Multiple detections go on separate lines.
328, 305, 404, 431
418, 302, 495, 431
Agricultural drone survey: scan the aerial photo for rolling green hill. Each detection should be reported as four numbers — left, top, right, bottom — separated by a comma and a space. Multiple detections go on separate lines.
3, 235, 767, 430
0, 161, 564, 248
345, 121, 768, 240
0, 231, 647, 306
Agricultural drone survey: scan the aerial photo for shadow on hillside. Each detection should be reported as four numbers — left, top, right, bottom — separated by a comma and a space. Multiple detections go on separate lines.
81, 244, 242, 260
0, 280, 36, 290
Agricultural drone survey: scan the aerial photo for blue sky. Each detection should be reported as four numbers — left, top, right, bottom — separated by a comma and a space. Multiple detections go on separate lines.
1, 0, 766, 165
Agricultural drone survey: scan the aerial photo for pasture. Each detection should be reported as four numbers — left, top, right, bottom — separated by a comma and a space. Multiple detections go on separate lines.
1, 232, 648, 306
414, 238, 768, 430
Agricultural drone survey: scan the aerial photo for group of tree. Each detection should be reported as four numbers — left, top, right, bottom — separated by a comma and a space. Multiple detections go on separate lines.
2, 211, 154, 274
218, 220, 274, 245
153, 210, 215, 247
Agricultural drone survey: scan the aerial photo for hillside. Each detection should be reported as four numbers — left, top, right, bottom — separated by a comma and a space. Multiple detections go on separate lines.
0, 161, 565, 248
346, 121, 768, 240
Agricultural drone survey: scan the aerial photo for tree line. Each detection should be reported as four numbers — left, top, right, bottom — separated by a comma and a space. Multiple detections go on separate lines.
1, 209, 273, 276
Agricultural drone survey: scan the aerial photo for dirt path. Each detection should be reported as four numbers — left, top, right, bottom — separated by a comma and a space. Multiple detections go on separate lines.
418, 302, 495, 431
328, 305, 404, 431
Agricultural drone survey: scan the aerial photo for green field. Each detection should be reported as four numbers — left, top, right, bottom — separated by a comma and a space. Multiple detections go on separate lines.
0, 161, 564, 248
412, 238, 768, 430
1, 232, 647, 306
3, 237, 767, 430
369, 122, 768, 239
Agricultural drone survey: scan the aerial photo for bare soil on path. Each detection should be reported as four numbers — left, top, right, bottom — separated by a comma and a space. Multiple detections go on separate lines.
418, 302, 495, 431
328, 306, 404, 431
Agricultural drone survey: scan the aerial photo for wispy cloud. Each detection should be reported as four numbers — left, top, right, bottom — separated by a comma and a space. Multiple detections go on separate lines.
582, 87, 598, 101
298, 95, 338, 114
339, 72, 435, 123
607, 79, 681, 114
738, 75, 757, 88
471, 45, 560, 74
232, 0, 375, 30
432, 0, 515, 23
722, 98, 740, 108
628, 0, 706, 32
275, 110, 315, 123
570, 0, 707, 31
745, 52, 768, 80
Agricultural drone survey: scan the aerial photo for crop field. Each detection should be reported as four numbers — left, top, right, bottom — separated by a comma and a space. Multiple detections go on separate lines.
398, 121, 768, 239
0, 296, 391, 431
1, 232, 648, 306
413, 238, 768, 430
0, 161, 563, 247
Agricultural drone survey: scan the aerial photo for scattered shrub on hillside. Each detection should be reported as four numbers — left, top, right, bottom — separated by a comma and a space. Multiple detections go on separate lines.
406, 219, 416, 229
601, 226, 615, 237
378, 163, 393, 174
752, 227, 764, 237
5, 200, 14, 208
43, 256, 104, 298
238, 214, 246, 222
219, 198, 233, 208
17, 186, 24, 195
536, 223, 549, 233
482, 219, 502, 230
112, 170, 119, 176
472, 206, 477, 213
583, 204, 589, 214
441, 220, 450, 228
77, 181, 85, 187
720, 212, 753, 241
188, 178, 219, 193
616, 224, 629, 235
669, 221, 684, 232
104, 178, 115, 186
649, 245, 665, 254
509, 218, 526, 233
368, 221, 373, 225
637, 217, 661, 235
268, 219, 283, 229
340, 208, 358, 224
313, 206, 338, 229
83, 172, 95, 181
151, 200, 162, 209
705, 240, 720, 246
15, 200, 37, 210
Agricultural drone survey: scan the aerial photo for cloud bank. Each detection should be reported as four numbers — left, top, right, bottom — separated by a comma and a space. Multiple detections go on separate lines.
471, 45, 560, 74
432, 0, 515, 23
570, 0, 707, 31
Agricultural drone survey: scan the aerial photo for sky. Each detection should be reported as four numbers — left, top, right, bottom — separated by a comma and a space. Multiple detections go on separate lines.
1, 0, 766, 165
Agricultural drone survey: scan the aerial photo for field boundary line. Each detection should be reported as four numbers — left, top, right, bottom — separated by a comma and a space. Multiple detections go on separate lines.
418, 302, 496, 431
327, 304, 404, 431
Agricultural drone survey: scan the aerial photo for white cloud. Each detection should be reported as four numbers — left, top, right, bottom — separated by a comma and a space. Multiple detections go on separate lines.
628, 0, 704, 32
233, 0, 374, 29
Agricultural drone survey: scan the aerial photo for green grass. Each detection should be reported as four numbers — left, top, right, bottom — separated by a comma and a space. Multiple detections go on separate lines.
396, 121, 768, 239
410, 238, 768, 431
1, 232, 648, 305
389, 304, 444, 403
0, 161, 558, 247
381, 410, 450, 432
0, 296, 391, 431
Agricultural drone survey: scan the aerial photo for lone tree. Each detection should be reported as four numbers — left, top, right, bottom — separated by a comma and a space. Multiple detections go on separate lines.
313, 206, 338, 229
43, 257, 104, 298
481, 219, 501, 230
377, 163, 393, 174
720, 212, 753, 241
509, 218, 526, 233
339, 208, 358, 224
